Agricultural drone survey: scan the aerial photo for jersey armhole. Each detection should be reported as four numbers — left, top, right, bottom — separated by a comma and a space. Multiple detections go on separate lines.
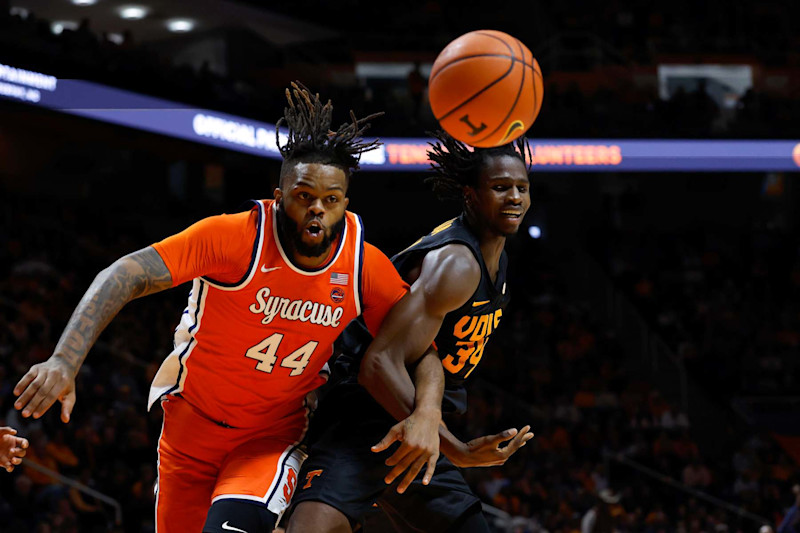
201, 200, 265, 291
354, 214, 365, 316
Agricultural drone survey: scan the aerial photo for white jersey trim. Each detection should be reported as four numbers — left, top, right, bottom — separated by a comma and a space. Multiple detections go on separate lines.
147, 278, 209, 410
201, 200, 267, 292
352, 215, 364, 317
154, 401, 167, 532
211, 406, 310, 516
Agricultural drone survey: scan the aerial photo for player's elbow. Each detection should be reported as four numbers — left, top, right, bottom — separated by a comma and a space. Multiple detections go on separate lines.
357, 354, 380, 390
357, 351, 393, 392
97, 256, 145, 299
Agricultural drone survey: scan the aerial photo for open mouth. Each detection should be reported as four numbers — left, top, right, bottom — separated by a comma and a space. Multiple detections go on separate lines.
305, 220, 324, 238
500, 210, 522, 219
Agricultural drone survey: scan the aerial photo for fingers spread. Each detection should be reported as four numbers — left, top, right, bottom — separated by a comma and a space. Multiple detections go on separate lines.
490, 428, 518, 447
14, 368, 38, 398
372, 425, 403, 453
384, 443, 412, 467
16, 374, 48, 417
384, 450, 417, 487
28, 379, 59, 419
503, 425, 533, 457
397, 456, 428, 494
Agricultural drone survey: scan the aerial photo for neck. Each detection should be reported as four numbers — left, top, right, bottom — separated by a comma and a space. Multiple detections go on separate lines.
295, 245, 335, 269
464, 211, 506, 281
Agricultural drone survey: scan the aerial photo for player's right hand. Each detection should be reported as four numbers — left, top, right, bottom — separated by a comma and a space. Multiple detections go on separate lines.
372, 406, 441, 494
451, 425, 534, 468
0, 427, 28, 473
13, 356, 77, 423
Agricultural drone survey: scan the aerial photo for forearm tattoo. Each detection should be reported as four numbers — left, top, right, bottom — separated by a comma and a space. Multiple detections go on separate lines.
54, 247, 172, 372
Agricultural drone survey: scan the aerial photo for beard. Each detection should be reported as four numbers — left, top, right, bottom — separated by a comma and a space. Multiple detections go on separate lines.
276, 200, 345, 258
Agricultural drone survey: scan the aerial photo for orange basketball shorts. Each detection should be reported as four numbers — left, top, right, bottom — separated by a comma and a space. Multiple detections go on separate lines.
155, 395, 307, 533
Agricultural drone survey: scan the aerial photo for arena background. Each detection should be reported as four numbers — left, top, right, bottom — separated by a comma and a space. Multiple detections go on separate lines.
1, 1, 800, 531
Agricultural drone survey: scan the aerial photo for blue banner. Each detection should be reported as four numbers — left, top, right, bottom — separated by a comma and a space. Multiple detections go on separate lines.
1, 62, 799, 172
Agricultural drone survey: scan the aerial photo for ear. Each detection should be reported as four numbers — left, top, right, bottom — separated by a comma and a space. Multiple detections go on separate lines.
343, 197, 349, 210
273, 188, 282, 202
463, 186, 476, 206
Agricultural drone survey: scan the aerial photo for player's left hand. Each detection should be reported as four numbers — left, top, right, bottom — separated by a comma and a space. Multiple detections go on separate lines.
371, 406, 441, 494
452, 425, 534, 468
0, 427, 28, 473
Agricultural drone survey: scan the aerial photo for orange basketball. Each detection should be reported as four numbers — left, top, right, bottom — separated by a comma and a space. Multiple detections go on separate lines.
429, 30, 544, 148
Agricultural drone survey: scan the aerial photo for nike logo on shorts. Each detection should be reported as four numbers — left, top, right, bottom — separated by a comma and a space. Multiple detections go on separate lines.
261, 265, 281, 273
222, 522, 248, 533
472, 300, 490, 307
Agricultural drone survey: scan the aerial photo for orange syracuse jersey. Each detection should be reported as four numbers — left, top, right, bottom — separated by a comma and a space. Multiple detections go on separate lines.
149, 199, 406, 429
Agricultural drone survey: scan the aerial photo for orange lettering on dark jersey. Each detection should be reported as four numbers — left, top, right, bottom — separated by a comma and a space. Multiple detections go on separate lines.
303, 469, 324, 489
442, 309, 502, 377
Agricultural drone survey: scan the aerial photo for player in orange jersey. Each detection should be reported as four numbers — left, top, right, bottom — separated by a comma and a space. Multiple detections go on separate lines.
12, 83, 446, 533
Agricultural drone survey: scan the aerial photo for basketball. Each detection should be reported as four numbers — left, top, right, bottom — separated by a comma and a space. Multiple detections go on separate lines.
428, 30, 544, 148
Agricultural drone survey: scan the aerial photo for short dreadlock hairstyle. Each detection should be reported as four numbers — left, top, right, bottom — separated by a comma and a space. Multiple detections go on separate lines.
276, 82, 382, 184
426, 130, 531, 202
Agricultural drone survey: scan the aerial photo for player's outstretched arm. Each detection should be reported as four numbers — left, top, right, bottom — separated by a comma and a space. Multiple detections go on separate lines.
446, 425, 534, 468
14, 247, 171, 423
359, 244, 480, 490
0, 427, 28, 472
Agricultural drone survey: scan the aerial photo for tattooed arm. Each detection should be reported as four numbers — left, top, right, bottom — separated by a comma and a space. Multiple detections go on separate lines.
14, 247, 172, 423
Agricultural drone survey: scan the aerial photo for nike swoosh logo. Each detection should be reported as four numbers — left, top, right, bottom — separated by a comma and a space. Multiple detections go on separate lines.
222, 522, 248, 533
472, 300, 490, 307
260, 265, 281, 273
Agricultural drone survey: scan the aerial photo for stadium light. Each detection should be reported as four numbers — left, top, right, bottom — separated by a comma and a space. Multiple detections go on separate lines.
119, 6, 149, 20
528, 226, 542, 239
167, 19, 195, 32
51, 21, 79, 34
71, 0, 98, 5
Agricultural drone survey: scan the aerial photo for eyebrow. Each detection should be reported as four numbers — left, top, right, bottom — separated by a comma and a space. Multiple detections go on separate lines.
293, 180, 345, 192
488, 175, 529, 182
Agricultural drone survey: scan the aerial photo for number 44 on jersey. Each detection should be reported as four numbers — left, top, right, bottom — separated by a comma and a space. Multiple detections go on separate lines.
245, 333, 318, 376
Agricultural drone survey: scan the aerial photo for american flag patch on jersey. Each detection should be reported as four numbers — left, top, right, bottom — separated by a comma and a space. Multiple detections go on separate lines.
330, 272, 349, 285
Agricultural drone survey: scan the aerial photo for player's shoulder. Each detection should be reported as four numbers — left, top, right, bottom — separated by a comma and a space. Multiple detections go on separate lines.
415, 243, 481, 312
421, 243, 481, 281
200, 204, 260, 227
362, 241, 393, 266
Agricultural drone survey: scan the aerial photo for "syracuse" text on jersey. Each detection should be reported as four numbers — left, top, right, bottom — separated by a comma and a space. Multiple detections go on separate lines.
249, 286, 345, 327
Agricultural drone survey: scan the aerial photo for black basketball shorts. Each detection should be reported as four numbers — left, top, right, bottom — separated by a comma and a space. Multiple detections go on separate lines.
289, 383, 480, 532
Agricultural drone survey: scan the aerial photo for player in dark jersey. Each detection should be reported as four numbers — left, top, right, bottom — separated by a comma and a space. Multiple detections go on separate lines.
286, 131, 534, 533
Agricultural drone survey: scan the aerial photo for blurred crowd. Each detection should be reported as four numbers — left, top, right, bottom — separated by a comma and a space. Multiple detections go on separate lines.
267, 0, 800, 62
2, 6, 800, 139
0, 192, 184, 532
2, 3, 800, 530
1, 187, 798, 532
454, 241, 798, 531
591, 226, 800, 400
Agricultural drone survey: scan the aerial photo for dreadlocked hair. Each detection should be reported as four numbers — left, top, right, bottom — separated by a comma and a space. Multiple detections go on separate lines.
276, 81, 383, 179
425, 130, 531, 201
